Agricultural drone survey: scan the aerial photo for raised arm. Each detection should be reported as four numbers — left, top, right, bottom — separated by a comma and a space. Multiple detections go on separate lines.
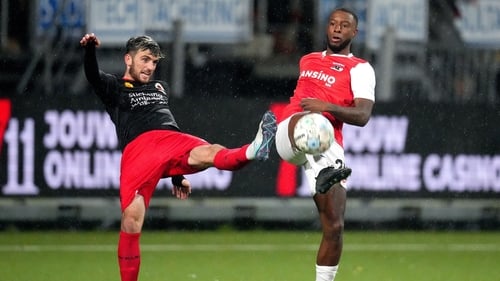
80, 33, 102, 86
299, 97, 373, 127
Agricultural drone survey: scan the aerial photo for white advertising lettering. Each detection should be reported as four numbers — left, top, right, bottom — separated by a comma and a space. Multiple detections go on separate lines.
424, 154, 500, 192
42, 110, 120, 190
1, 109, 498, 196
346, 153, 421, 191
44, 110, 117, 149
2, 118, 39, 195
295, 116, 500, 194
1, 109, 232, 195
43, 150, 121, 190
344, 115, 408, 153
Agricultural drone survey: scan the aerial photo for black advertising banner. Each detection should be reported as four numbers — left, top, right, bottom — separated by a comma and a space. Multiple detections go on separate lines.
0, 95, 499, 198
343, 102, 500, 198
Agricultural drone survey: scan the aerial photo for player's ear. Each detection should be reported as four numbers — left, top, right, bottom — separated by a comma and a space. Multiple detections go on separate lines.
352, 27, 358, 37
124, 53, 132, 66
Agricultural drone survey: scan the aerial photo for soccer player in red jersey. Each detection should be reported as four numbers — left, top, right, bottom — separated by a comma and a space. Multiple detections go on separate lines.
80, 33, 276, 281
274, 8, 376, 281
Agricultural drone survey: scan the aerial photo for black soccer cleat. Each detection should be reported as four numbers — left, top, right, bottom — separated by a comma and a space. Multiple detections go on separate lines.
315, 166, 352, 194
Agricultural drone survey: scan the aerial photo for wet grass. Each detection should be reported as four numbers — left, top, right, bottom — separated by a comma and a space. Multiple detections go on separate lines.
0, 230, 499, 281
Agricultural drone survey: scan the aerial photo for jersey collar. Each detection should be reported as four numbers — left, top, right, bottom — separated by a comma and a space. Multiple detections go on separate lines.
322, 51, 353, 58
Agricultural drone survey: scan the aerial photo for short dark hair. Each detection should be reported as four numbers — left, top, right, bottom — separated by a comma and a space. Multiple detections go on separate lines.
125, 35, 164, 58
333, 7, 358, 27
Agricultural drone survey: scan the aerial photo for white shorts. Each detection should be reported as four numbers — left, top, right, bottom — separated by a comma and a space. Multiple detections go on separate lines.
275, 114, 348, 195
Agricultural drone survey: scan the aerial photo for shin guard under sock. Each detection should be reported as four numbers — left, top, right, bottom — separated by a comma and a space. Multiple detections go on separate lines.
213, 145, 250, 170
118, 231, 141, 281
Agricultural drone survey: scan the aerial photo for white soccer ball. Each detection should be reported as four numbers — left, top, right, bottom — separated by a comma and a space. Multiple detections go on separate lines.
293, 113, 334, 155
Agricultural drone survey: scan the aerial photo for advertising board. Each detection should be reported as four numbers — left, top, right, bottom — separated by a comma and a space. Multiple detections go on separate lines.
1, 96, 498, 198
86, 0, 252, 44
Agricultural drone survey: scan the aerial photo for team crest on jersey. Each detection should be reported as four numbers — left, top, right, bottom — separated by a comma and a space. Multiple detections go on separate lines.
124, 81, 133, 88
331, 62, 345, 72
155, 82, 166, 94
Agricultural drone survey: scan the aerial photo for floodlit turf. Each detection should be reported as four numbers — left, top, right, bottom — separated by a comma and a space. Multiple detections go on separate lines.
0, 230, 499, 281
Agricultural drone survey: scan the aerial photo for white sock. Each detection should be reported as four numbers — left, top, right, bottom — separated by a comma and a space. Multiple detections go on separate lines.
315, 264, 338, 281
245, 121, 263, 159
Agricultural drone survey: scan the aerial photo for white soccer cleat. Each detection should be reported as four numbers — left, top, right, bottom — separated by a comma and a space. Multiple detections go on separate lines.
253, 111, 277, 161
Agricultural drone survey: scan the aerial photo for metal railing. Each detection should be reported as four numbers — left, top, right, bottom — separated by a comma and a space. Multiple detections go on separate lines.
425, 45, 498, 104
374, 36, 499, 104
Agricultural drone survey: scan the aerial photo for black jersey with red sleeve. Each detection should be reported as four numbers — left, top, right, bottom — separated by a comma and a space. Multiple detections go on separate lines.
83, 44, 180, 150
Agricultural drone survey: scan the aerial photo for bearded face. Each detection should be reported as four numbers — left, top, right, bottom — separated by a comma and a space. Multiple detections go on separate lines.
124, 49, 160, 83
326, 35, 352, 54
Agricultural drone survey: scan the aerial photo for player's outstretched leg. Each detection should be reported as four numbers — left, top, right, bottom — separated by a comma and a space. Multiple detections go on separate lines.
315, 166, 352, 194
249, 110, 277, 161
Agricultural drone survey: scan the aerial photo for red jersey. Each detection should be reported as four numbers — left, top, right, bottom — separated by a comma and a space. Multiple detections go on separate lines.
281, 51, 376, 147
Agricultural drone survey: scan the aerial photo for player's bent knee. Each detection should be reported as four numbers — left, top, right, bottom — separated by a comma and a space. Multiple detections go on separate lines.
121, 195, 145, 232
121, 215, 143, 233
189, 144, 223, 167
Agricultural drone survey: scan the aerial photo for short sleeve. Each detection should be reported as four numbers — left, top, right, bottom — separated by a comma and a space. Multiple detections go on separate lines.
350, 62, 376, 102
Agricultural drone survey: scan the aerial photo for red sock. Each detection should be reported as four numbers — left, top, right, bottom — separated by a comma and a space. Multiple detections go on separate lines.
213, 145, 250, 170
118, 231, 141, 281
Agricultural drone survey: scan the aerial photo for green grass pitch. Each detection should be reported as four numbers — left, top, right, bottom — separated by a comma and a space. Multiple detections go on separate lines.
0, 230, 499, 281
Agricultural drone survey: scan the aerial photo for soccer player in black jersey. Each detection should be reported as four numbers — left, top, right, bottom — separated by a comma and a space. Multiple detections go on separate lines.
80, 33, 277, 281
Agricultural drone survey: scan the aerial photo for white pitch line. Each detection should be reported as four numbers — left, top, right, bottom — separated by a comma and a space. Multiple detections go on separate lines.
0, 243, 499, 252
